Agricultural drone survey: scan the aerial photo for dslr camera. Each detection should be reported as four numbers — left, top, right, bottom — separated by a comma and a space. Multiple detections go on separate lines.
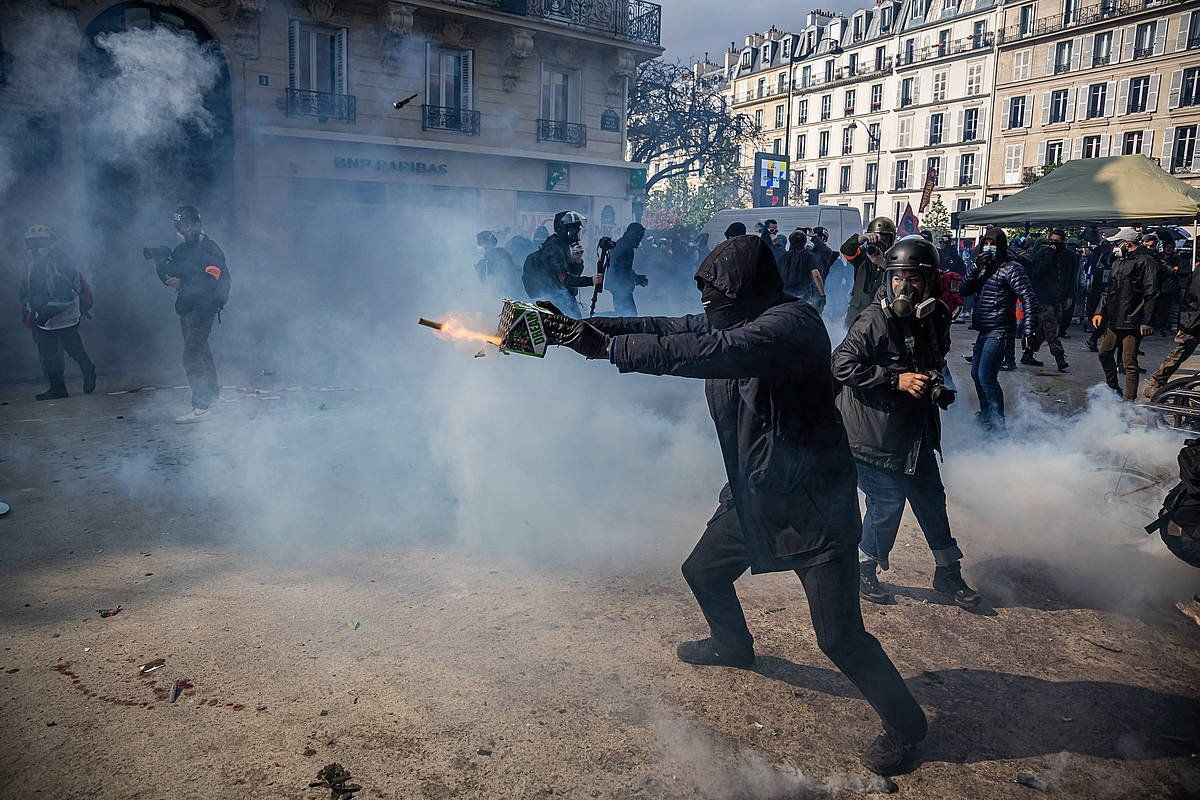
925, 371, 956, 410
597, 236, 617, 251
143, 246, 171, 262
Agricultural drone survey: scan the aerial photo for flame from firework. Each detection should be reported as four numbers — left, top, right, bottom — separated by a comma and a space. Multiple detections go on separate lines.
437, 317, 502, 347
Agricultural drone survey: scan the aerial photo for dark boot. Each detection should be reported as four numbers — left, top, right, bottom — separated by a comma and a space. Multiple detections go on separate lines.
1020, 352, 1044, 367
1055, 355, 1070, 372
83, 365, 97, 395
858, 561, 895, 604
933, 563, 981, 608
36, 383, 68, 401
1086, 338, 1099, 352
675, 637, 754, 668
860, 730, 916, 776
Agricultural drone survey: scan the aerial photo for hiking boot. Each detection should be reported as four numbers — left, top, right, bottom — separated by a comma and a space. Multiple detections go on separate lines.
1055, 356, 1070, 372
175, 407, 213, 424
82, 366, 97, 395
675, 638, 754, 668
35, 384, 68, 401
1020, 353, 1044, 367
859, 561, 895, 605
933, 564, 981, 608
860, 730, 915, 776
1143, 378, 1162, 400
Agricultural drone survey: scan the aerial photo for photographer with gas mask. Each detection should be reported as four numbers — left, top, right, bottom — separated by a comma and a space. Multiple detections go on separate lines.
842, 217, 897, 327
534, 235, 929, 776
521, 210, 598, 317
833, 237, 981, 609
145, 205, 230, 424
961, 226, 1038, 436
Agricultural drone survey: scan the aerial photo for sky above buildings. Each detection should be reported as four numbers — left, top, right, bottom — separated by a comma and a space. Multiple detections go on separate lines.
658, 0, 860, 63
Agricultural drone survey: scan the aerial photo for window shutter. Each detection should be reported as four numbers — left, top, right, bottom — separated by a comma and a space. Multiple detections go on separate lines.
1069, 39, 1081, 71
335, 28, 348, 95
1067, 87, 1078, 122
913, 75, 921, 103
1141, 129, 1154, 157
1153, 21, 1167, 56
1070, 137, 1081, 160
1116, 78, 1129, 115
1023, 94, 1034, 126
288, 20, 301, 89
1036, 140, 1047, 166
950, 157, 959, 187
1177, 13, 1192, 51
927, 112, 935, 138
1100, 135, 1111, 157
1040, 92, 1051, 125
1147, 74, 1161, 112
896, 83, 903, 107
953, 109, 962, 141
1162, 128, 1176, 168
1103, 80, 1116, 116
1081, 34, 1094, 69
1120, 26, 1135, 61
1168, 70, 1183, 109
461, 50, 474, 110
1044, 44, 1055, 76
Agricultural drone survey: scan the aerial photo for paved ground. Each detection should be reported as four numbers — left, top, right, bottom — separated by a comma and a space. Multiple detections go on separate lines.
1, 323, 1198, 799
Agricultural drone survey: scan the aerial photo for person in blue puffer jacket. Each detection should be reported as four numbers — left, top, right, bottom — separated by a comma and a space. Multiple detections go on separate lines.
960, 226, 1039, 435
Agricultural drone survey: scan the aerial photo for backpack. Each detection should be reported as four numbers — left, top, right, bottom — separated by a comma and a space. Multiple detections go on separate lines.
1145, 438, 1200, 568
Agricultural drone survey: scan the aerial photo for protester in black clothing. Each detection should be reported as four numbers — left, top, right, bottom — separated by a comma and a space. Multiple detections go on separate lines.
1146, 262, 1200, 398
810, 226, 839, 276
521, 211, 598, 317
1059, 237, 1083, 337
475, 231, 522, 298
1147, 232, 1178, 334
538, 236, 928, 776
842, 217, 897, 326
148, 206, 229, 424
606, 223, 649, 316
19, 224, 96, 400
833, 237, 980, 609
1093, 229, 1160, 400
1021, 229, 1070, 371
758, 219, 786, 263
695, 232, 711, 263
1084, 241, 1113, 351
724, 222, 747, 240
777, 230, 824, 309
938, 234, 965, 274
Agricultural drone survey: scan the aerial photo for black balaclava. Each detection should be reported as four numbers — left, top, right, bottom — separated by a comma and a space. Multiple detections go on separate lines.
695, 236, 784, 330
621, 222, 645, 248
724, 222, 747, 239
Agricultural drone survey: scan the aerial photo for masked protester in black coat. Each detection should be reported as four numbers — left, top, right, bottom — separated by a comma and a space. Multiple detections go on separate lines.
606, 222, 649, 316
776, 230, 824, 308
536, 236, 928, 776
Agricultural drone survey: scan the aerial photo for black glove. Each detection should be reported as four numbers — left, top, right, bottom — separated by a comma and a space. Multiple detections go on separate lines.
635, 274, 649, 287
535, 300, 566, 316
542, 314, 610, 359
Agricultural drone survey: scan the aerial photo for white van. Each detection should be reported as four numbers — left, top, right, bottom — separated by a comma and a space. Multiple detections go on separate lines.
699, 205, 863, 249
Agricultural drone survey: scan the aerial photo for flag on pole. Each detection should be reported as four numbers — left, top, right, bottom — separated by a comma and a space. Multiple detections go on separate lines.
898, 202, 920, 237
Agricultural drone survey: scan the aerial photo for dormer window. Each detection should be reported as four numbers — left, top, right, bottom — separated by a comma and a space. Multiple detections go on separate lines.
761, 43, 771, 62
740, 49, 751, 68
880, 6, 892, 29
782, 38, 792, 58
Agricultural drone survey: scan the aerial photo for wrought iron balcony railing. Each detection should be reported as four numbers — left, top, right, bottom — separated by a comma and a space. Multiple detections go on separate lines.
537, 119, 587, 147
1132, 46, 1154, 59
467, 0, 661, 47
896, 33, 993, 68
998, 0, 1182, 44
285, 88, 356, 123
794, 58, 893, 95
422, 105, 481, 135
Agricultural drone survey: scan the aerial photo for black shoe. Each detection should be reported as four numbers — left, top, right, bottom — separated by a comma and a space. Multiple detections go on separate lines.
1020, 353, 1044, 367
675, 638, 754, 668
1086, 339, 1099, 352
1056, 358, 1070, 372
962, 354, 973, 364
83, 366, 96, 395
860, 730, 915, 776
35, 385, 68, 401
859, 562, 895, 605
1000, 363, 1017, 372
933, 564, 981, 608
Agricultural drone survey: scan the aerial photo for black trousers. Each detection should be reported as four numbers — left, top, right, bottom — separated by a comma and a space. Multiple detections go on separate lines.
681, 506, 928, 744
612, 290, 638, 316
33, 325, 94, 386
180, 310, 219, 410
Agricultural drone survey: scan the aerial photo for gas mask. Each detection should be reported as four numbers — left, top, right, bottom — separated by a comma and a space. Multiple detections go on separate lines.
887, 273, 937, 319
700, 282, 746, 330
25, 239, 51, 259
564, 224, 583, 245
176, 224, 201, 244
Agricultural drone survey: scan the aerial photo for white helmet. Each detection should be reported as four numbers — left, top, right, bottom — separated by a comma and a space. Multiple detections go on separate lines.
24, 224, 54, 241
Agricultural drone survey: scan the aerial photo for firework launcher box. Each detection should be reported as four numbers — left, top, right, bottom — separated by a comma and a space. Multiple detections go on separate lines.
496, 299, 549, 357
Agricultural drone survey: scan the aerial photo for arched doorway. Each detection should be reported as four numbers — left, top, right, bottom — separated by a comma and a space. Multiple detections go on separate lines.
77, 2, 234, 370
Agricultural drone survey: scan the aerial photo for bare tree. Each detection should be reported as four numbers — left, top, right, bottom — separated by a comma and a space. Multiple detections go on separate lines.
627, 59, 760, 194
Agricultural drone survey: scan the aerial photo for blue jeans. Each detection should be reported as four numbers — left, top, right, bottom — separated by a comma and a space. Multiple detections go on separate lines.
971, 328, 1008, 434
856, 449, 962, 571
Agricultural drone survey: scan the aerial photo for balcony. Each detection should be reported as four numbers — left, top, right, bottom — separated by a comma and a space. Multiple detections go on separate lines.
998, 0, 1181, 44
537, 119, 587, 147
1132, 46, 1154, 59
794, 58, 893, 95
1022, 166, 1041, 184
1189, 35, 1200, 49
463, 0, 661, 47
422, 105, 481, 135
285, 88, 356, 123
1053, 61, 1071, 74
896, 33, 992, 68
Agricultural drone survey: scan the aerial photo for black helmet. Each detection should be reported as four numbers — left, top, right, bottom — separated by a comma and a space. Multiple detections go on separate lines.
884, 236, 940, 317
173, 205, 201, 225
552, 210, 586, 237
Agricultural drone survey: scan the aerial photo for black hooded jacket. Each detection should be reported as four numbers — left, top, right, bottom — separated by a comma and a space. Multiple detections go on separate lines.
833, 290, 952, 474
158, 236, 229, 315
588, 236, 860, 573
606, 224, 645, 293
961, 227, 1038, 335
1094, 244, 1159, 330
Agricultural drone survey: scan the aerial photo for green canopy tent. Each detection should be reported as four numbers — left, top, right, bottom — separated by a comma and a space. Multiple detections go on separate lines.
959, 154, 1200, 268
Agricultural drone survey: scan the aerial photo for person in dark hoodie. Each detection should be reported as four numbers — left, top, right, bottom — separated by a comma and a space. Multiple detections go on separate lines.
960, 226, 1037, 435
776, 229, 825, 309
475, 230, 522, 298
1092, 228, 1159, 400
1021, 229, 1070, 372
606, 222, 649, 315
535, 236, 928, 776
724, 221, 747, 240
521, 211, 598, 317
832, 237, 980, 609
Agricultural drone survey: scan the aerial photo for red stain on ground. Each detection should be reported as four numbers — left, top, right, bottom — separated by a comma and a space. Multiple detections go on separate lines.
5, 668, 19, 674
303, 748, 317, 757
53, 663, 252, 713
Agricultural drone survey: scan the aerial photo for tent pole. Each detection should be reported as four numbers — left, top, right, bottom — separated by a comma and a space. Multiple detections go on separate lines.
1194, 217, 1197, 274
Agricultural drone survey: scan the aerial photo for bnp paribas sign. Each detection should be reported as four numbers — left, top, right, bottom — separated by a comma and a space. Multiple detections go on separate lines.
333, 157, 449, 175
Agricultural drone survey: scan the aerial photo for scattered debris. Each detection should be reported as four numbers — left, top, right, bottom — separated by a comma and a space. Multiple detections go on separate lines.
168, 681, 182, 703
1081, 637, 1123, 653
256, 705, 268, 712
318, 403, 328, 411
46, 721, 56, 727
260, 369, 275, 376
346, 620, 360, 631
763, 607, 785, 615
477, 748, 492, 756
866, 775, 898, 793
51, 632, 60, 639
138, 658, 166, 674
1016, 773, 1048, 791
749, 721, 764, 730
319, 709, 329, 716
303, 748, 318, 757
309, 763, 362, 798
97, 606, 122, 618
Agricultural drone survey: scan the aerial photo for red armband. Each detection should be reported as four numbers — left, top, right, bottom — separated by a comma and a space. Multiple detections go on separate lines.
204, 265, 222, 280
